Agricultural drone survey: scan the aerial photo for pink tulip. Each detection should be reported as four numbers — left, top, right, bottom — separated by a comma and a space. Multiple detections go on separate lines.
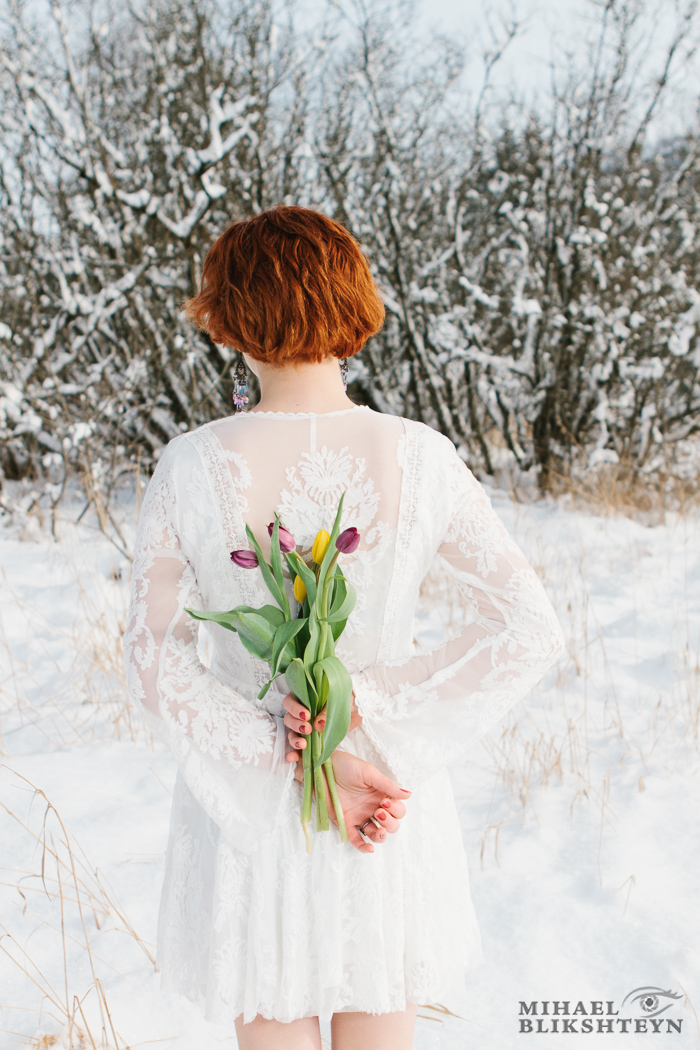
231, 549, 259, 568
335, 527, 360, 554
268, 522, 296, 552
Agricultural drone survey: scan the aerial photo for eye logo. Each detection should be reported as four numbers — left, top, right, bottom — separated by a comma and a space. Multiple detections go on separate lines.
621, 987, 683, 1019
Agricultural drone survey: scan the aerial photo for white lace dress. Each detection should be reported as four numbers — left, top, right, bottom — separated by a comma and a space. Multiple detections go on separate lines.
123, 405, 565, 1024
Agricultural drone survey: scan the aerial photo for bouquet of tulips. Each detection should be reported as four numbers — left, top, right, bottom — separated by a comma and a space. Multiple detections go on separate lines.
186, 492, 359, 852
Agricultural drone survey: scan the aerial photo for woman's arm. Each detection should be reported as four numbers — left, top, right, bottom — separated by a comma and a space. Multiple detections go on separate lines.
123, 438, 295, 854
349, 442, 566, 786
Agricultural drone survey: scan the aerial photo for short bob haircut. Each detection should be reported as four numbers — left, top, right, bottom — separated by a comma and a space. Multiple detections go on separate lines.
184, 206, 385, 363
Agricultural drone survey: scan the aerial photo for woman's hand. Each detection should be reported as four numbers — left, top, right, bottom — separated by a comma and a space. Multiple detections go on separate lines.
283, 690, 360, 777
326, 749, 411, 853
283, 693, 411, 853
283, 690, 362, 745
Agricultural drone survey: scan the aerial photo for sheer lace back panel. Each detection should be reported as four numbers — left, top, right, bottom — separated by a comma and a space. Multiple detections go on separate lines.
124, 405, 565, 854
200, 406, 405, 699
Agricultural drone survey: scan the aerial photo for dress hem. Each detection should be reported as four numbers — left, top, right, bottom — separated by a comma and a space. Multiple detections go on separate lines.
160, 950, 485, 1027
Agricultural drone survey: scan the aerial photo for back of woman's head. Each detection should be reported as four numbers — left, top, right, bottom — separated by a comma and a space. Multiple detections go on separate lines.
184, 206, 385, 363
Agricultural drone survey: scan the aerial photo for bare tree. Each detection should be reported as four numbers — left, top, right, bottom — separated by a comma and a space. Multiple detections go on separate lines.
1, 0, 700, 502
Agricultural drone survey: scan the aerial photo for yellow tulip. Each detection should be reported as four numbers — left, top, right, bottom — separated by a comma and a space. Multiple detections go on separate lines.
312, 529, 330, 563
293, 574, 307, 602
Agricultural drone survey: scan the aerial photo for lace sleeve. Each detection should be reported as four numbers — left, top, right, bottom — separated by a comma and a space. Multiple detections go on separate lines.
123, 438, 295, 855
351, 443, 566, 786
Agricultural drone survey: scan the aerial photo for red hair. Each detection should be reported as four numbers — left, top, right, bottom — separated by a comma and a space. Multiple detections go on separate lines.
184, 206, 385, 363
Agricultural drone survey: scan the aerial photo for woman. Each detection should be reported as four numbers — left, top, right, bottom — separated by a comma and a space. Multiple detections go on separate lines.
123, 205, 565, 1050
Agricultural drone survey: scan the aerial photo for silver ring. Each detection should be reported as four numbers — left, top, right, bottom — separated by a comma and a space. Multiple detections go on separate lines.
357, 815, 383, 835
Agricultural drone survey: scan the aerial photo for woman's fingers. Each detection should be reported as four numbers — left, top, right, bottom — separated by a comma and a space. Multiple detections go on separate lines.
287, 728, 306, 750
365, 767, 412, 803
377, 797, 406, 820
282, 693, 310, 722
283, 712, 325, 736
313, 707, 326, 732
347, 824, 375, 854
362, 819, 387, 844
284, 711, 311, 735
282, 694, 326, 734
372, 807, 401, 834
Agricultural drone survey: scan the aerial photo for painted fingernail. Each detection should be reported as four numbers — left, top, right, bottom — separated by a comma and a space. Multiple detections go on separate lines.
377, 810, 386, 821
379, 832, 386, 840
399, 788, 411, 794
300, 711, 308, 720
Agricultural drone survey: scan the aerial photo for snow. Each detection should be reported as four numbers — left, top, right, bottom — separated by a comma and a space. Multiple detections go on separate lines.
1, 484, 699, 1048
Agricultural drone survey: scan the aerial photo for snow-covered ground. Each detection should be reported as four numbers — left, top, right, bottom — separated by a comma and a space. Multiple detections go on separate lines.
1, 481, 699, 1049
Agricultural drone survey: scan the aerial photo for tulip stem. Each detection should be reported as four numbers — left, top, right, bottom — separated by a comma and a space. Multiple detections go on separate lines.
323, 757, 347, 843
312, 731, 329, 831
301, 741, 313, 853
320, 551, 340, 620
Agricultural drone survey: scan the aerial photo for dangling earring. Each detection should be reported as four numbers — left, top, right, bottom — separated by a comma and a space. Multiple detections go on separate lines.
232, 356, 249, 411
340, 357, 349, 392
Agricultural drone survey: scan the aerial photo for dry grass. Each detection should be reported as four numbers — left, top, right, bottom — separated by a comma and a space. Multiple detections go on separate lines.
1, 464, 698, 1044
417, 486, 700, 878
0, 767, 156, 1049
512, 460, 700, 526
0, 760, 459, 1047
0, 542, 147, 753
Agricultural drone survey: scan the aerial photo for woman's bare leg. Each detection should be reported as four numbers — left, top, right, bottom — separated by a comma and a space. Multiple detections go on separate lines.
234, 1012, 322, 1050
330, 1003, 418, 1050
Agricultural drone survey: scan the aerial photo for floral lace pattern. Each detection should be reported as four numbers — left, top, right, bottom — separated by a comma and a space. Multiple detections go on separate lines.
351, 434, 566, 785
123, 408, 565, 1024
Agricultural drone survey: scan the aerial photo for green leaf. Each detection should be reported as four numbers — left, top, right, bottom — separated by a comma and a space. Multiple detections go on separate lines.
301, 611, 321, 712
285, 550, 317, 606
318, 621, 335, 662
185, 613, 237, 633
244, 524, 286, 610
321, 573, 354, 638
257, 671, 290, 701
186, 604, 257, 621
230, 610, 278, 661
314, 656, 353, 765
293, 608, 310, 658
257, 677, 274, 701
256, 604, 286, 628
184, 606, 253, 633
328, 574, 345, 611
271, 618, 306, 676
331, 617, 348, 642
323, 578, 357, 624
270, 516, 291, 619
285, 657, 311, 712
314, 492, 345, 606
303, 607, 320, 676
326, 574, 337, 616
283, 551, 298, 586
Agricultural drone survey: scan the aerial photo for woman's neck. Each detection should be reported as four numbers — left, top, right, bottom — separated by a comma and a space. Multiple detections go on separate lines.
245, 354, 356, 414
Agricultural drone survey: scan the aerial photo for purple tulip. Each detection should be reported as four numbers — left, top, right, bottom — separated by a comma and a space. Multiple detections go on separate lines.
335, 527, 360, 554
268, 522, 296, 553
230, 549, 259, 568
